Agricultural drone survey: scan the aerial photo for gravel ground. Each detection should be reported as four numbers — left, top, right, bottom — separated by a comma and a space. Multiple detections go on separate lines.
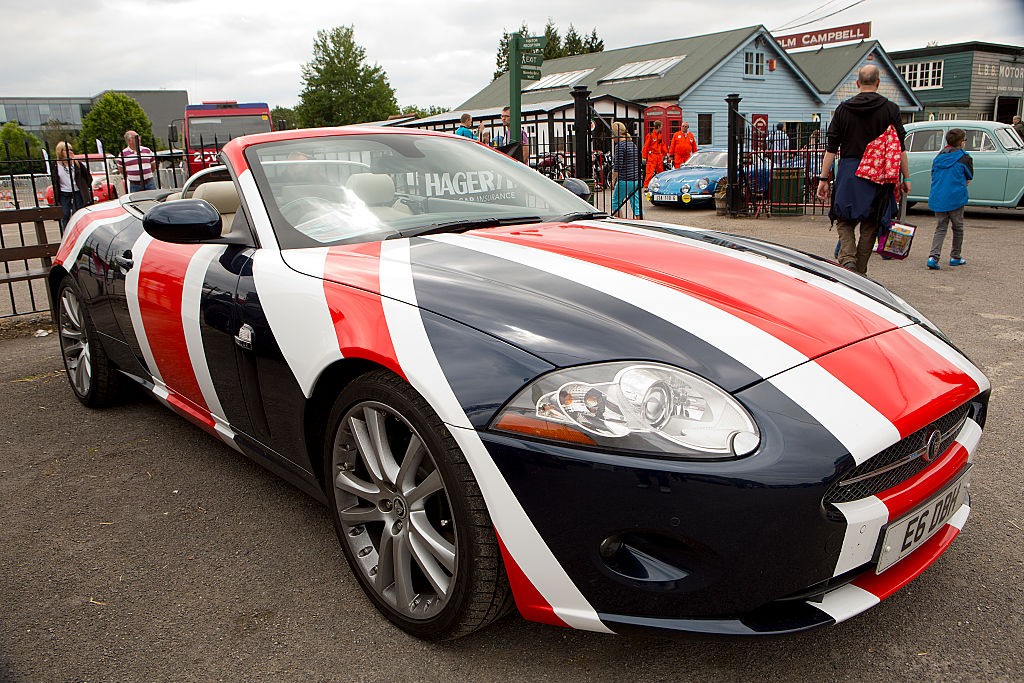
0, 205, 1021, 682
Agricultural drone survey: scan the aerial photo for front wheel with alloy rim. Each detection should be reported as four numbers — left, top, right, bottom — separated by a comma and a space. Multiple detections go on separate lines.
324, 370, 513, 640
57, 275, 124, 407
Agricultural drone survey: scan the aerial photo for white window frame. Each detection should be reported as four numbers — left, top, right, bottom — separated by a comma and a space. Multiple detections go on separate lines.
899, 60, 944, 90
744, 51, 765, 78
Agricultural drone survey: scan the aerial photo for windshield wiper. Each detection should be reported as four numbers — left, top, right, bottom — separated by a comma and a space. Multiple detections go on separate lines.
395, 216, 543, 239
558, 210, 608, 222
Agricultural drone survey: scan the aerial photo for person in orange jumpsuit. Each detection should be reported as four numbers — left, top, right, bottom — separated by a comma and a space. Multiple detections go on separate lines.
641, 120, 667, 189
668, 121, 698, 168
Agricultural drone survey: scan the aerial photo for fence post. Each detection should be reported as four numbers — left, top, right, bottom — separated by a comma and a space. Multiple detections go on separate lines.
726, 93, 743, 216
571, 85, 592, 181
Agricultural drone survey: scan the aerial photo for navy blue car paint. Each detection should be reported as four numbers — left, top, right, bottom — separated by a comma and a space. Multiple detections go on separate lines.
478, 378, 851, 620
407, 237, 764, 392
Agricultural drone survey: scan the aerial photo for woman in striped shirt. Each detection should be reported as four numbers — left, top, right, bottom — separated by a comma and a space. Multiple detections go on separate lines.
610, 121, 641, 219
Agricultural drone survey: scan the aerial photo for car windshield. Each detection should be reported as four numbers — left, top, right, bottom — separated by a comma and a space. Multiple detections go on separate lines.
188, 115, 273, 149
683, 151, 728, 168
994, 126, 1024, 150
248, 133, 596, 249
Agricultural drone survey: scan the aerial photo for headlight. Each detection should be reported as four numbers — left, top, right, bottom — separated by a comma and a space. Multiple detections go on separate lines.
492, 362, 760, 458
696, 177, 709, 191
649, 178, 660, 192
681, 183, 691, 194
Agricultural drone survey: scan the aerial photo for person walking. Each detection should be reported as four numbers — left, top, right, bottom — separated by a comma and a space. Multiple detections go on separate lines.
816, 65, 910, 275
610, 121, 641, 220
50, 141, 92, 230
668, 121, 697, 169
927, 128, 973, 270
117, 130, 157, 192
641, 120, 667, 189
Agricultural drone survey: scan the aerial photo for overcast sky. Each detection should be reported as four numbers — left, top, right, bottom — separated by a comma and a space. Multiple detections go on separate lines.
5, 0, 1023, 111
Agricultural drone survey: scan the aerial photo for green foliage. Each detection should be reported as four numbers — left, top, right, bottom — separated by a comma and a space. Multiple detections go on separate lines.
492, 22, 604, 80
400, 104, 450, 119
79, 92, 154, 156
0, 121, 45, 174
270, 106, 297, 130
295, 26, 399, 127
542, 20, 562, 62
493, 23, 530, 80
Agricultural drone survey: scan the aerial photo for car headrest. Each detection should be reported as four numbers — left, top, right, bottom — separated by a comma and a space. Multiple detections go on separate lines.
194, 181, 240, 215
346, 173, 395, 206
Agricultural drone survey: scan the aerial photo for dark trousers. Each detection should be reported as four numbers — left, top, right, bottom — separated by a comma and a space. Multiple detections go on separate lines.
59, 192, 84, 232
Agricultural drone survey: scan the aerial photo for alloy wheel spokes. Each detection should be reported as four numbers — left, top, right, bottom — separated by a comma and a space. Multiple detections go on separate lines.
60, 288, 90, 395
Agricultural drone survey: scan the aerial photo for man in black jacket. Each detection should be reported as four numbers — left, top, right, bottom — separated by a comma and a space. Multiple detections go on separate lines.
816, 65, 911, 275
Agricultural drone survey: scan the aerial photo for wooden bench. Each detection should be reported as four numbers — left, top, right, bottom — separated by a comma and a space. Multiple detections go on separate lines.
0, 206, 63, 286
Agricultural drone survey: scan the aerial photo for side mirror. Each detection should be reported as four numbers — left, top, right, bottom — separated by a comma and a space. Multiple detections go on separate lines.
167, 124, 179, 144
561, 177, 592, 199
143, 199, 222, 243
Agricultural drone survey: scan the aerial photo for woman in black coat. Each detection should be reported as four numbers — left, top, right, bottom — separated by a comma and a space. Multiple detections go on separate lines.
50, 141, 93, 230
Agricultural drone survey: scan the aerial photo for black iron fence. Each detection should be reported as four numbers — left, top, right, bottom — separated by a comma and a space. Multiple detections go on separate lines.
0, 138, 186, 317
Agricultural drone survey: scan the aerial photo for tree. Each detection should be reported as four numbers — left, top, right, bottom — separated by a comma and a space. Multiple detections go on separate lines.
492, 22, 603, 79
0, 121, 44, 175
493, 22, 530, 80
295, 26, 399, 127
542, 20, 562, 62
563, 25, 584, 57
400, 104, 450, 119
271, 106, 297, 130
41, 119, 77, 152
79, 92, 154, 155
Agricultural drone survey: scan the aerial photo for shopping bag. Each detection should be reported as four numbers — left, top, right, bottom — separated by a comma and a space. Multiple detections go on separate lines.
876, 220, 916, 259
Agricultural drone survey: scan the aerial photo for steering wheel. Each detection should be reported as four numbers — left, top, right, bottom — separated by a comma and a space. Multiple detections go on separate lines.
280, 196, 333, 224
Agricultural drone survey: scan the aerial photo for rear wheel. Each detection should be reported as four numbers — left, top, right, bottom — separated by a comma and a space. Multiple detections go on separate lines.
57, 276, 124, 407
324, 370, 512, 640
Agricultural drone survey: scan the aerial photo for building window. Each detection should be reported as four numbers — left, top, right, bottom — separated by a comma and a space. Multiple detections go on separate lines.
938, 112, 958, 120
599, 56, 686, 84
524, 69, 594, 92
744, 51, 765, 77
977, 113, 991, 120
697, 114, 713, 145
898, 60, 944, 90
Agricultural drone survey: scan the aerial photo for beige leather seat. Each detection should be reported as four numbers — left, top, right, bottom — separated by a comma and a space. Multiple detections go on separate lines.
193, 181, 240, 235
345, 173, 411, 220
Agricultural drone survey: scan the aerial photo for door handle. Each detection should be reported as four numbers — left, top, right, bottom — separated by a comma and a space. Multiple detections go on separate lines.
114, 250, 134, 270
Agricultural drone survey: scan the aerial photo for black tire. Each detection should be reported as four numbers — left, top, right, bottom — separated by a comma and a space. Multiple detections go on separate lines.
56, 275, 125, 408
324, 369, 513, 640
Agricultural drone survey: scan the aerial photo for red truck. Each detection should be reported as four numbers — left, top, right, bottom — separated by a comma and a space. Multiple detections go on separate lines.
171, 101, 273, 176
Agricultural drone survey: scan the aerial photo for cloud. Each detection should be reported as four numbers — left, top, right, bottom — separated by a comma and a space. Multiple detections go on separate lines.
3, 0, 1021, 112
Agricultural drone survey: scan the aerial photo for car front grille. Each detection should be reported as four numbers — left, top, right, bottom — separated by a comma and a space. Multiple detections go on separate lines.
824, 403, 971, 509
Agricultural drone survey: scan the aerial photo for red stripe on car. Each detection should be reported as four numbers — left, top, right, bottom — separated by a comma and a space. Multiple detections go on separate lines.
495, 531, 571, 629
815, 329, 980, 439
851, 523, 962, 601
323, 243, 405, 379
136, 241, 212, 414
481, 224, 897, 360
54, 206, 127, 266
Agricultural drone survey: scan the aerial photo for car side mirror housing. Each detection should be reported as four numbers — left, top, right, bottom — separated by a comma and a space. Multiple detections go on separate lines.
143, 199, 224, 243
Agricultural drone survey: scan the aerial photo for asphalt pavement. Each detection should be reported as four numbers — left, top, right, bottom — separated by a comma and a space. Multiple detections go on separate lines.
1, 204, 1021, 682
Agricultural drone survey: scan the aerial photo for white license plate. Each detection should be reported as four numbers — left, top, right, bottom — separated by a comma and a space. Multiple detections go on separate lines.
875, 467, 970, 574
653, 194, 678, 202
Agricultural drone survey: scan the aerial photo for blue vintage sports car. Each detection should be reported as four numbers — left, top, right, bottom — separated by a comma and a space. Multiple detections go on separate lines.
647, 150, 728, 206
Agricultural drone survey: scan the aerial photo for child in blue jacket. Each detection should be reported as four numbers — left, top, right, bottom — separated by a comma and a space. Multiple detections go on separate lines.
927, 128, 973, 269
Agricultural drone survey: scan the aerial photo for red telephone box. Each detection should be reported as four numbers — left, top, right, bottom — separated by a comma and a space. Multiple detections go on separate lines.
644, 103, 683, 139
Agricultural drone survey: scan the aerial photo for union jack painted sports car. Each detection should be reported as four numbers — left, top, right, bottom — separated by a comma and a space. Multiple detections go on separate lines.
49, 127, 989, 641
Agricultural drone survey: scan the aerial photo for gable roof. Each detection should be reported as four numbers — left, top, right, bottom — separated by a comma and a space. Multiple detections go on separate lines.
789, 41, 921, 109
790, 41, 878, 94
458, 26, 775, 110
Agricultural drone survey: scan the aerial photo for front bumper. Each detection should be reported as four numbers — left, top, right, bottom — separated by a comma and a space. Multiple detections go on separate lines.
482, 387, 987, 636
